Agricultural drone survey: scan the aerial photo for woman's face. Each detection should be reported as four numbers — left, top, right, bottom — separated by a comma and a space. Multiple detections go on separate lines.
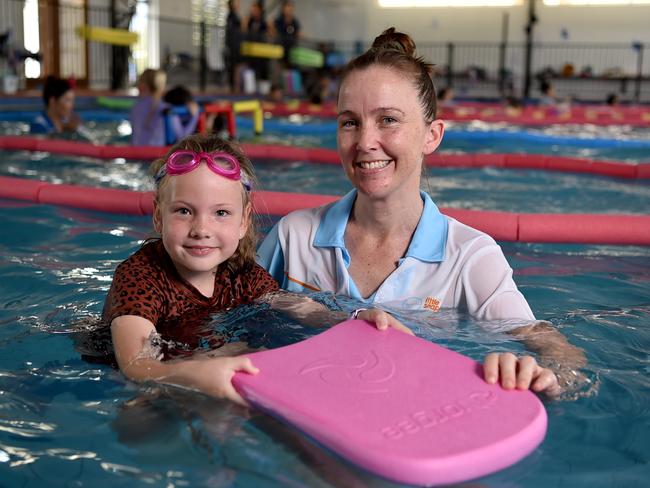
336, 65, 444, 200
53, 90, 75, 119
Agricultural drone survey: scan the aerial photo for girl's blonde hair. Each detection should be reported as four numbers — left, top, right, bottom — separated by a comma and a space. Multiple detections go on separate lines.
138, 68, 167, 96
150, 134, 259, 274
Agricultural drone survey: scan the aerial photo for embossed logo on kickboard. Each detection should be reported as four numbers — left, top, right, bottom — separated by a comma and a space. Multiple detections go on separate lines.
379, 391, 498, 440
299, 350, 396, 394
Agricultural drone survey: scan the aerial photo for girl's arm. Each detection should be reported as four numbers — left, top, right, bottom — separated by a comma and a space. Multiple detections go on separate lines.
111, 315, 258, 406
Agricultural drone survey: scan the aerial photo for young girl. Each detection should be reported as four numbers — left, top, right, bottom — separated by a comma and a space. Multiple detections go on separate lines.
104, 134, 408, 406
130, 69, 199, 146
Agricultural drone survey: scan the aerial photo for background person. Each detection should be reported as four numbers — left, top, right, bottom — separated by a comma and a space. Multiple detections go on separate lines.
273, 0, 301, 68
162, 85, 201, 139
30, 75, 81, 135
225, 0, 244, 93
130, 70, 199, 146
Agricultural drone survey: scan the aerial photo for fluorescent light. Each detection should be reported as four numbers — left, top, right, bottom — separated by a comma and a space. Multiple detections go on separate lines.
544, 0, 650, 5
378, 0, 523, 7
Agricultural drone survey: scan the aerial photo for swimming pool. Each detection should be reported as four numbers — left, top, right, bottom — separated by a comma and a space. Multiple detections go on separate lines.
0, 201, 648, 487
1, 111, 649, 486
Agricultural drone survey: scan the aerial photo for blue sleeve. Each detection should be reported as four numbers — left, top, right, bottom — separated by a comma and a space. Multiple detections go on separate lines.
29, 122, 47, 134
256, 222, 287, 288
29, 115, 51, 135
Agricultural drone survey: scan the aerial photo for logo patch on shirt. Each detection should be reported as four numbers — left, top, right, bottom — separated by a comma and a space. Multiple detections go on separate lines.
424, 297, 441, 312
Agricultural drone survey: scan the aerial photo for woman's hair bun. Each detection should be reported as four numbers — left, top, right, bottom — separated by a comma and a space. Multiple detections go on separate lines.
371, 27, 417, 57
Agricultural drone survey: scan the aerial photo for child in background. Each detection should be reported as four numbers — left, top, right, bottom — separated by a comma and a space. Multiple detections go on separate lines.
104, 134, 409, 406
539, 79, 571, 115
30, 75, 81, 135
162, 85, 201, 137
437, 87, 455, 108
130, 69, 199, 146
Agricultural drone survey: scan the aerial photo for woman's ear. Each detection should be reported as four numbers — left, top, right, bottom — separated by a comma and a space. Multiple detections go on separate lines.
423, 119, 445, 155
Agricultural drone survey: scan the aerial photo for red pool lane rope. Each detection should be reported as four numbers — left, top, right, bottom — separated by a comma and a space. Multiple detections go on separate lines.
1, 136, 648, 180
260, 101, 650, 127
1, 175, 648, 245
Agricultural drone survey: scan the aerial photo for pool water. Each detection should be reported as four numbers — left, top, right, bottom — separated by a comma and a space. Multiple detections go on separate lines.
1, 112, 649, 486
0, 202, 649, 487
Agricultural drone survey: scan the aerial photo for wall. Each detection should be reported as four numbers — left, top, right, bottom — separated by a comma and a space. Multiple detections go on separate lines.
295, 0, 650, 46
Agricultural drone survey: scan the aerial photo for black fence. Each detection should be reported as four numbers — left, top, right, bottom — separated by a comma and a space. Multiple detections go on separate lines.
0, 0, 647, 103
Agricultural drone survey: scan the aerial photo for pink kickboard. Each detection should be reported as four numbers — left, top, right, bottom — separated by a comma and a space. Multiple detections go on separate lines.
232, 320, 547, 486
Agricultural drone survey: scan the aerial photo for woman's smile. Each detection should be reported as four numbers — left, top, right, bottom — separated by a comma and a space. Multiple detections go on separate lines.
356, 159, 393, 171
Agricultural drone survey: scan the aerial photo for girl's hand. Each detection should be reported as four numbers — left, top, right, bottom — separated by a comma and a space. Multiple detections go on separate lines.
355, 308, 414, 336
483, 352, 561, 397
181, 355, 259, 406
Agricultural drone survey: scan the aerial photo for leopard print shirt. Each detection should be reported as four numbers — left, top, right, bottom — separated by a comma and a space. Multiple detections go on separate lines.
103, 240, 279, 333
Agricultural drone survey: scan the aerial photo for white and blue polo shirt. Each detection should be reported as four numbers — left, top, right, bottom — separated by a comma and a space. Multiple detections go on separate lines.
257, 190, 535, 321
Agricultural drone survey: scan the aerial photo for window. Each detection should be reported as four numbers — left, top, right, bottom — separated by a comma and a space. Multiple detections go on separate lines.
23, 0, 40, 78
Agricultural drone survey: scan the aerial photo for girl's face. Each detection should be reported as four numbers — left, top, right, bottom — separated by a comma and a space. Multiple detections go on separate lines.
336, 65, 444, 200
153, 163, 250, 288
52, 90, 75, 119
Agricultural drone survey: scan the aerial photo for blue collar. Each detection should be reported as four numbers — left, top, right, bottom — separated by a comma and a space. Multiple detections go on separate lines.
314, 190, 447, 263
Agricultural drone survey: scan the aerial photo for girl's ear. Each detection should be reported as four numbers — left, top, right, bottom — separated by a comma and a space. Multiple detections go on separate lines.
153, 199, 163, 233
239, 202, 252, 239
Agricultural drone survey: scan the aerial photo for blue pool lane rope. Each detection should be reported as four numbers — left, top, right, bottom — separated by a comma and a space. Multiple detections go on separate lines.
234, 117, 650, 149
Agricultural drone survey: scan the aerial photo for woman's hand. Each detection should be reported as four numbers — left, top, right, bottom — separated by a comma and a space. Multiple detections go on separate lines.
356, 308, 414, 336
483, 352, 562, 397
62, 113, 81, 131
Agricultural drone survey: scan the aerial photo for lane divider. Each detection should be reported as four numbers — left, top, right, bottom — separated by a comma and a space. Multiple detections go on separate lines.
1, 136, 647, 180
1, 175, 648, 246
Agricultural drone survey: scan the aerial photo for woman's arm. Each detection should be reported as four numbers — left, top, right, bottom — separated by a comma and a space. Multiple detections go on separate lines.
262, 291, 413, 335
111, 315, 258, 406
483, 321, 590, 397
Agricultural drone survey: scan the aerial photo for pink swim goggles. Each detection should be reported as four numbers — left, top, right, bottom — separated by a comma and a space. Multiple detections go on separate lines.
154, 150, 251, 190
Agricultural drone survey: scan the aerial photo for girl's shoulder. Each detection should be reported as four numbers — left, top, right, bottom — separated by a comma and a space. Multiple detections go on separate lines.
222, 262, 279, 298
117, 240, 165, 273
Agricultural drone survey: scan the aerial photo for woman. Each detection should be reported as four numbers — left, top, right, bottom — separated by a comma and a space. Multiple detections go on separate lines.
30, 76, 80, 135
258, 28, 588, 397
